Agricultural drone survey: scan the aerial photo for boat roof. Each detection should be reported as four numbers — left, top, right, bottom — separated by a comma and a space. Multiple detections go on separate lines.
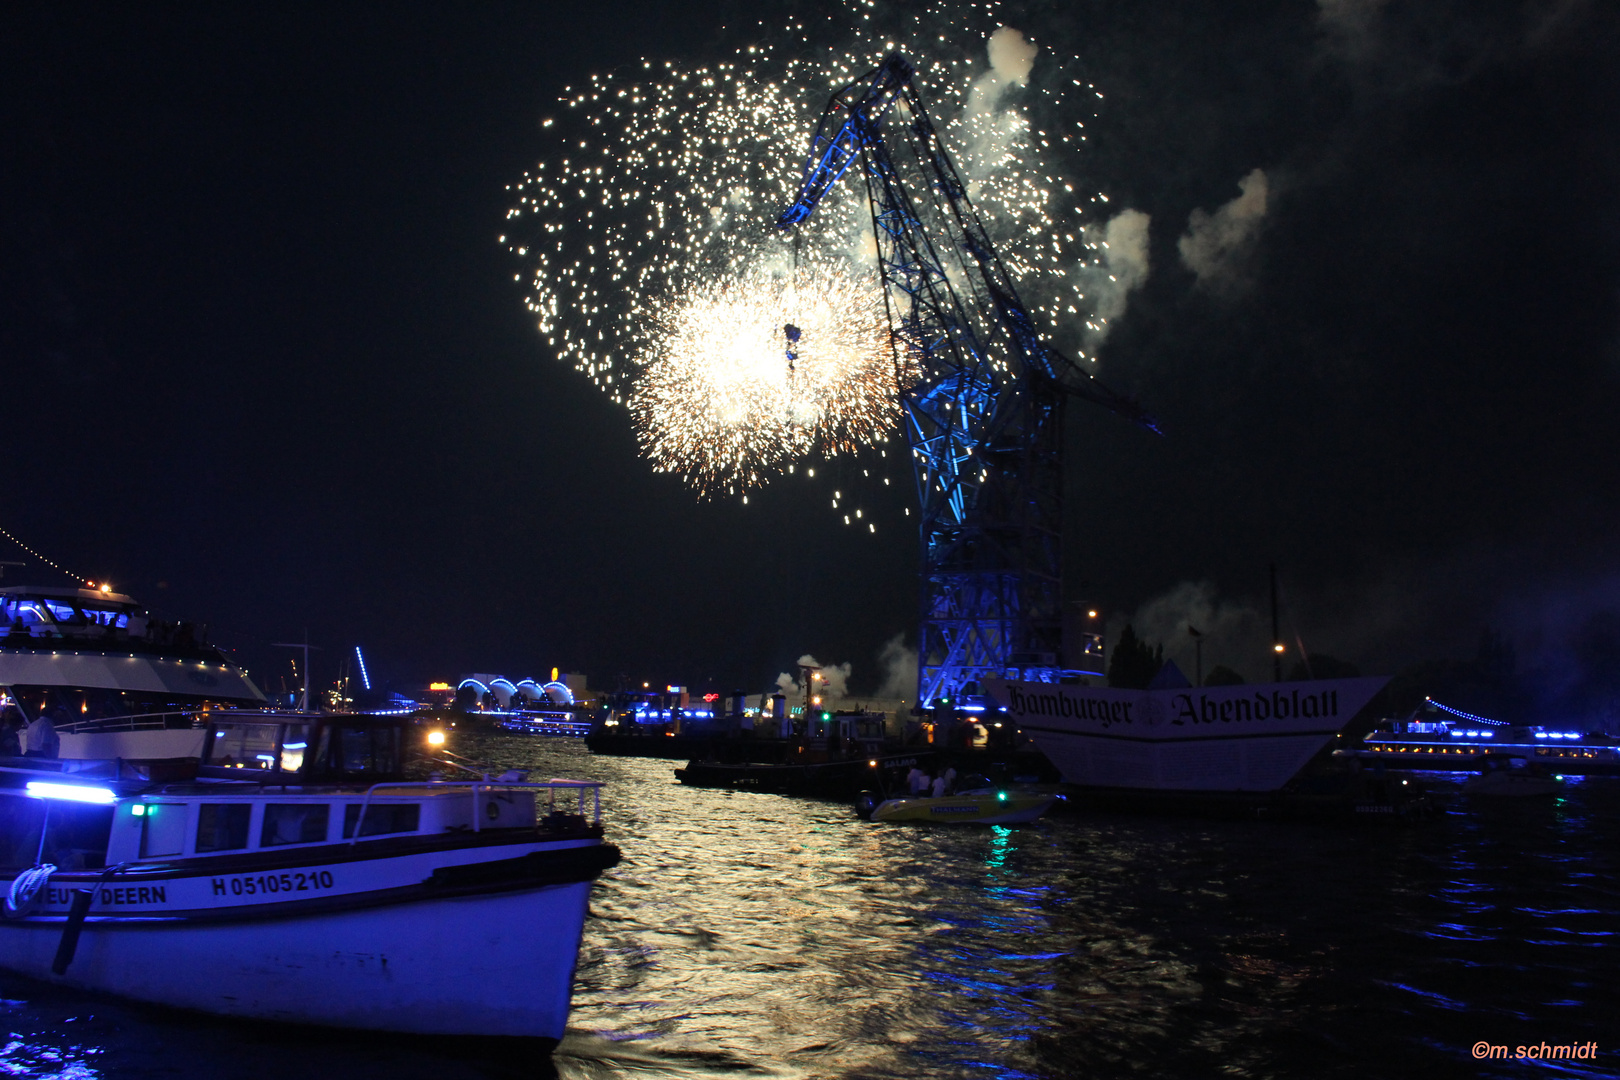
0, 584, 140, 608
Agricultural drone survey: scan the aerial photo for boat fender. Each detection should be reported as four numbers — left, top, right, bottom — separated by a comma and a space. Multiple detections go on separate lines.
51, 890, 94, 976
3, 863, 57, 919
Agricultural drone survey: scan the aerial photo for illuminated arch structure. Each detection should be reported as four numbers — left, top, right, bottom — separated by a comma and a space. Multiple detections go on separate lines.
456, 675, 574, 712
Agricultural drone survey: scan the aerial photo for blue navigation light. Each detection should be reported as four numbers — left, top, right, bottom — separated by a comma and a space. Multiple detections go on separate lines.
26, 781, 117, 804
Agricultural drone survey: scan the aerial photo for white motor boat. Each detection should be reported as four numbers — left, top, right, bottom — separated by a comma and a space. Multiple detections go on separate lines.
0, 712, 619, 1044
1462, 754, 1565, 797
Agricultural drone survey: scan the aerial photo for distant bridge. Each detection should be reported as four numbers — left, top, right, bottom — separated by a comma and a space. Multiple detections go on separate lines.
456, 675, 574, 709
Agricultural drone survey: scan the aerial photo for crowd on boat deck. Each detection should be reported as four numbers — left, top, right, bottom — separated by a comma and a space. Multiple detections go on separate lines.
906, 766, 957, 797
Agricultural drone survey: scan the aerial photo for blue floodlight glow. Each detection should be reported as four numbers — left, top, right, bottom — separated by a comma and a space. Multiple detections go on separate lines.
255, 753, 275, 762
354, 646, 372, 691
26, 781, 117, 804
282, 741, 307, 750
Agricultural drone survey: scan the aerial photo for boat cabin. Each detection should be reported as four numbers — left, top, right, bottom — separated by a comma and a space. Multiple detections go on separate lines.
199, 712, 419, 782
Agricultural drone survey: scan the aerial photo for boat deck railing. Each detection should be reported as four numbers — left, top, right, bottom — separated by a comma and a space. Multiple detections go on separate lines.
350, 779, 604, 840
55, 710, 198, 735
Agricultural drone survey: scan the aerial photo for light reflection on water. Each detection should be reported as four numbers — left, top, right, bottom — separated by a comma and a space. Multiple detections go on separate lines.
0, 740, 1615, 1079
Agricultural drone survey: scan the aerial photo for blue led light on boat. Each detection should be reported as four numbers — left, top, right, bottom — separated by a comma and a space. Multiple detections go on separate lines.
26, 781, 117, 804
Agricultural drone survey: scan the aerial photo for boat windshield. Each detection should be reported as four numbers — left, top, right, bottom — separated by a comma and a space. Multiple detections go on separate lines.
304, 721, 404, 781
3, 596, 133, 635
0, 793, 112, 871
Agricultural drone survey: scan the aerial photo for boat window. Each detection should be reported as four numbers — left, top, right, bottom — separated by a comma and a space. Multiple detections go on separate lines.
261, 804, 329, 846
209, 723, 281, 770
309, 722, 403, 778
0, 794, 46, 870
39, 802, 113, 870
341, 803, 419, 838
139, 803, 189, 858
40, 600, 88, 626
2, 599, 47, 628
195, 804, 252, 853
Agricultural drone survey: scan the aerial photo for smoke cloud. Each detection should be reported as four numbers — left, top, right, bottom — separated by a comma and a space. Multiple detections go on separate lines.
1178, 168, 1270, 296
959, 27, 1039, 186
1118, 581, 1269, 683
875, 633, 918, 700
775, 653, 853, 703
1077, 208, 1152, 344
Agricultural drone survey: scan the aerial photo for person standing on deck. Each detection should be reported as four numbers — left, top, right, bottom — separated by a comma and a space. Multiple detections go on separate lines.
24, 708, 59, 758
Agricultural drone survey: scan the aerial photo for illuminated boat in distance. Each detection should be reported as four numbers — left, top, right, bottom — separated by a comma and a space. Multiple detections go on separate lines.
987, 675, 1392, 794
1355, 699, 1620, 774
0, 712, 619, 1044
0, 583, 269, 761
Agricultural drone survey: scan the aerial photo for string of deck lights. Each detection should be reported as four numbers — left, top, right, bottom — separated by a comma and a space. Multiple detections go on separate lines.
0, 522, 93, 588
1424, 697, 1509, 726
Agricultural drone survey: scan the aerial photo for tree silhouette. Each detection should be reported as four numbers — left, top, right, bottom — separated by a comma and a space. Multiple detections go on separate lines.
1107, 624, 1163, 689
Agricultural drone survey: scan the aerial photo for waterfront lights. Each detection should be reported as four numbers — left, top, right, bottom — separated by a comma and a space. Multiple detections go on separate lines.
26, 781, 117, 804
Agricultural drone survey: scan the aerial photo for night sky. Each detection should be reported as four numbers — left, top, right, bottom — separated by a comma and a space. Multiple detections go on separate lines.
3, 1, 1617, 701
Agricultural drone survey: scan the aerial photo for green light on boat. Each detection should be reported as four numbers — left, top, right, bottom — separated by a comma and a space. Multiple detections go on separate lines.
997, 792, 1007, 801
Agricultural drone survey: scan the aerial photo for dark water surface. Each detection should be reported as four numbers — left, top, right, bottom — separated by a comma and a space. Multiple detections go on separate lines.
2, 736, 1616, 1079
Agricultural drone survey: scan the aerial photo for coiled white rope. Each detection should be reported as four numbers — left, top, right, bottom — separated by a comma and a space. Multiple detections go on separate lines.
5, 863, 58, 917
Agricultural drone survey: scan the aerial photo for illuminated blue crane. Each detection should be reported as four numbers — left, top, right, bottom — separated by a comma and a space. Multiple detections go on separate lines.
778, 53, 1158, 707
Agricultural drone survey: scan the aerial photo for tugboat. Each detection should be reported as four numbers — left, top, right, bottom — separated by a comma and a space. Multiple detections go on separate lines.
0, 710, 619, 1044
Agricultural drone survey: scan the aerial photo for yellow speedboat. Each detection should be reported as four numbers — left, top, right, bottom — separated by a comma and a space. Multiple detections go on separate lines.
869, 788, 1059, 824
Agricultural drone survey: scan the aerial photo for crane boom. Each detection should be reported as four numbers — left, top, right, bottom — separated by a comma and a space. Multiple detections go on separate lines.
779, 53, 1155, 706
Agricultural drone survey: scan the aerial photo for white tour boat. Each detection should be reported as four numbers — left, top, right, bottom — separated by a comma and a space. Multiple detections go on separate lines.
1, 583, 268, 760
0, 712, 619, 1044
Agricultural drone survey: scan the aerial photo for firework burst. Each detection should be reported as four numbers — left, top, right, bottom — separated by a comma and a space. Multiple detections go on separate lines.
505, 0, 1117, 496
630, 267, 900, 496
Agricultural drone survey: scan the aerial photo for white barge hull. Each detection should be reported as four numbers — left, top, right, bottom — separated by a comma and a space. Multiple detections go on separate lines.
994, 676, 1390, 793
2, 881, 592, 1040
